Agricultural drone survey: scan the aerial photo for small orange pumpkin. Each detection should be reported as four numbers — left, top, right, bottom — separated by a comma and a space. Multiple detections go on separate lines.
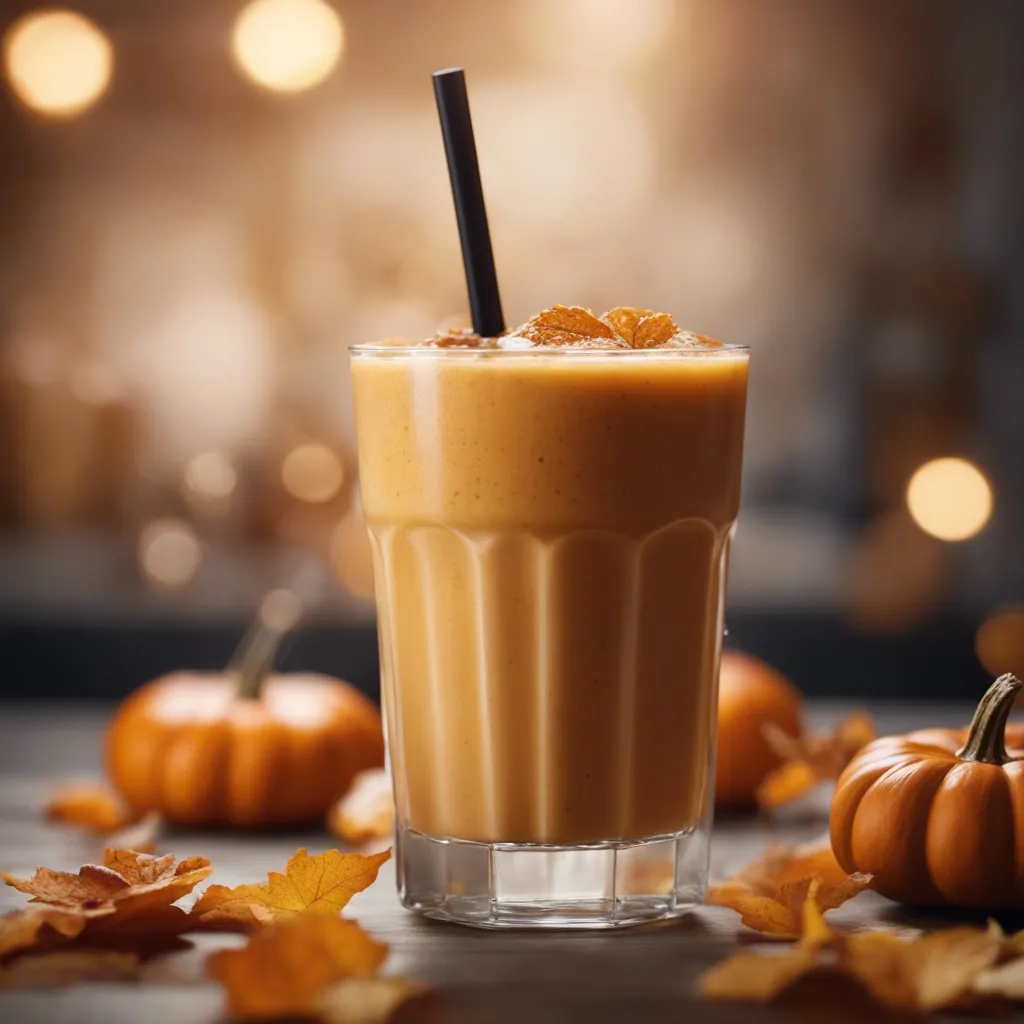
715, 650, 804, 809
106, 627, 384, 828
831, 673, 1024, 908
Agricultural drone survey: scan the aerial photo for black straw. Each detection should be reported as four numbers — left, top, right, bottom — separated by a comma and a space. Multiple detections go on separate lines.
432, 68, 505, 337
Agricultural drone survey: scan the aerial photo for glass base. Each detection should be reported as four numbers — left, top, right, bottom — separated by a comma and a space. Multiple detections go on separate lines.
396, 824, 709, 930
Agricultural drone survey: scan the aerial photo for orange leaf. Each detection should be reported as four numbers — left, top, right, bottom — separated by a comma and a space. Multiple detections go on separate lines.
45, 782, 142, 835
510, 305, 626, 348
328, 770, 394, 845
106, 812, 162, 855
207, 914, 388, 1020
733, 836, 851, 890
708, 845, 872, 938
319, 977, 435, 1024
1, 849, 212, 916
758, 711, 877, 811
0, 907, 89, 961
600, 307, 681, 348
0, 950, 140, 988
191, 848, 390, 932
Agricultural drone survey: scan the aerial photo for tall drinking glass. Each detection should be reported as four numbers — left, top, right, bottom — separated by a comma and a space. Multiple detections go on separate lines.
351, 342, 749, 928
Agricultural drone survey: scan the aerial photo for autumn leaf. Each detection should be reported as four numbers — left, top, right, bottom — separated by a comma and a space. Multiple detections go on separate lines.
707, 841, 872, 937
841, 924, 1002, 1013
191, 848, 391, 932
328, 770, 394, 846
758, 711, 877, 810
45, 781, 143, 835
319, 977, 435, 1024
600, 307, 679, 348
106, 812, 162, 855
510, 305, 626, 348
208, 914, 388, 1021
0, 949, 141, 988
0, 906, 90, 961
698, 949, 819, 1002
1, 849, 212, 917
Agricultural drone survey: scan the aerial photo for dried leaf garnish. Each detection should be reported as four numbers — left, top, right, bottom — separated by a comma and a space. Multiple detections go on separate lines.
207, 914, 388, 1021
707, 873, 872, 938
601, 307, 679, 348
758, 711, 877, 810
0, 950, 140, 988
45, 782, 142, 835
191, 848, 391, 932
700, 893, 1006, 1014
707, 841, 872, 937
319, 977, 434, 1024
1, 849, 212, 916
0, 906, 89, 960
328, 770, 394, 845
510, 305, 625, 348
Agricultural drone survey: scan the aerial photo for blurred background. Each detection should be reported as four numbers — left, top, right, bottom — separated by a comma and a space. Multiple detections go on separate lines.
0, 0, 1021, 701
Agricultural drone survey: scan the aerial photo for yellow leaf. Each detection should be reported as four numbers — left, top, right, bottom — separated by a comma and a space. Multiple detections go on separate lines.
191, 848, 390, 931
207, 914, 388, 1021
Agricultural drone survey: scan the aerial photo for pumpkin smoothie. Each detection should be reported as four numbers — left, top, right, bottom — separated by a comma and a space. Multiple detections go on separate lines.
352, 306, 748, 855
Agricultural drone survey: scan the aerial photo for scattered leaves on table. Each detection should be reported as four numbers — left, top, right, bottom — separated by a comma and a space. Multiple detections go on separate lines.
0, 950, 141, 988
2, 848, 212, 916
191, 847, 390, 932
757, 711, 877, 810
707, 840, 872, 937
45, 781, 143, 835
0, 906, 89, 959
328, 769, 394, 845
699, 885, 1018, 1014
207, 914, 389, 1021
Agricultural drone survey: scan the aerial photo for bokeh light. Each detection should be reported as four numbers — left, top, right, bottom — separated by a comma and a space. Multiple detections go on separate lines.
976, 606, 1024, 679
906, 457, 993, 541
281, 442, 344, 504
138, 519, 201, 588
2, 10, 113, 118
330, 508, 375, 602
259, 588, 303, 632
183, 451, 238, 501
231, 0, 344, 95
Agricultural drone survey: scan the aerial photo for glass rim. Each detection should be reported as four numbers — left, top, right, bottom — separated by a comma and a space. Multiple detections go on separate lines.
349, 341, 749, 359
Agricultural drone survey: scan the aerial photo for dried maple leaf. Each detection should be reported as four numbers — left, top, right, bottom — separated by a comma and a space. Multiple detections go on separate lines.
208, 913, 388, 1021
758, 711, 877, 810
0, 950, 140, 988
600, 307, 679, 348
319, 977, 435, 1024
191, 848, 390, 932
510, 305, 625, 348
328, 770, 394, 845
698, 948, 819, 1002
0, 906, 90, 961
1, 848, 212, 916
45, 781, 143, 835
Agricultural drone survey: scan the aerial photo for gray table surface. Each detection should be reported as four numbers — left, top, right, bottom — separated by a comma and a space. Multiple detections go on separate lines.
0, 701, 1012, 1023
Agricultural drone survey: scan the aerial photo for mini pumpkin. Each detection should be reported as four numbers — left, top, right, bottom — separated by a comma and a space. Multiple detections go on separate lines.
715, 650, 804, 809
831, 673, 1024, 908
106, 626, 385, 828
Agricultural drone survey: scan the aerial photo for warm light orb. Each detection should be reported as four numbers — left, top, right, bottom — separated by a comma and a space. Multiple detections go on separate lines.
183, 451, 238, 501
281, 442, 344, 504
976, 606, 1024, 679
906, 457, 993, 541
3, 10, 113, 118
330, 511, 375, 602
138, 519, 202, 588
231, 0, 343, 94
259, 588, 303, 632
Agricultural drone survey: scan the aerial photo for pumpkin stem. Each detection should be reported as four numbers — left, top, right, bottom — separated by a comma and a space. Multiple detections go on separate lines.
957, 673, 1023, 764
233, 623, 284, 700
